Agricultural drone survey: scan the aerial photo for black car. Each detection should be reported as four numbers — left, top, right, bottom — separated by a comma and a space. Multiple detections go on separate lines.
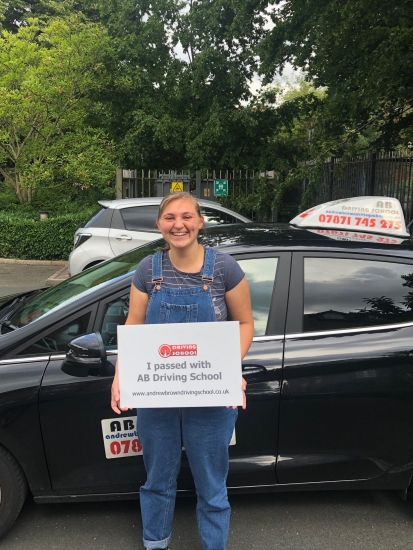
2, 211, 413, 538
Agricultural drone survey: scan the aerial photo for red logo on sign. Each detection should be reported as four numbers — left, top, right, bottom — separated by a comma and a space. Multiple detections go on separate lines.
158, 344, 198, 357
300, 207, 316, 218
159, 344, 172, 358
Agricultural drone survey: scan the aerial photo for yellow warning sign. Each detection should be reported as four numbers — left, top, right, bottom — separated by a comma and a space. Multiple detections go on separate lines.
203, 188, 210, 197
170, 181, 183, 193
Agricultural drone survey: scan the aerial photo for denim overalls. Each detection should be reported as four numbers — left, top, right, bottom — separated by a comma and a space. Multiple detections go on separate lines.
137, 248, 238, 550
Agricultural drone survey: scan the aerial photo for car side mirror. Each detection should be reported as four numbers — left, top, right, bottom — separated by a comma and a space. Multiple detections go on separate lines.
61, 332, 111, 377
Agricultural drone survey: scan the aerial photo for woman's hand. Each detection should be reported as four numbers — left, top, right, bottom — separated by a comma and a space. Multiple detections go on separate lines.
111, 375, 131, 414
111, 375, 121, 414
111, 285, 149, 414
242, 376, 247, 410
228, 377, 247, 410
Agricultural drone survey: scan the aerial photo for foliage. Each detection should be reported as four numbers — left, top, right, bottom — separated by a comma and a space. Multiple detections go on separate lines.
0, 177, 114, 218
5, 0, 410, 223
259, 0, 413, 152
0, 210, 94, 259
0, 17, 116, 202
0, 0, 100, 32
92, 0, 274, 170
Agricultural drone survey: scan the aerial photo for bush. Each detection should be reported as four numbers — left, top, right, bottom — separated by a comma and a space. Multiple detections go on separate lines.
0, 210, 95, 260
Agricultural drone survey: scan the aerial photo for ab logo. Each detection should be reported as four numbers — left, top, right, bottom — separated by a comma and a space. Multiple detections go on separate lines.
110, 419, 135, 432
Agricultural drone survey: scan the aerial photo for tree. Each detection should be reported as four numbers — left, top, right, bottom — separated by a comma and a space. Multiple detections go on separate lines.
258, 0, 413, 152
93, 0, 273, 170
0, 0, 100, 32
0, 17, 116, 202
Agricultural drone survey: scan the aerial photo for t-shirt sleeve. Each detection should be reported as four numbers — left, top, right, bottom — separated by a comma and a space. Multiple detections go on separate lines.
222, 253, 245, 292
132, 255, 152, 293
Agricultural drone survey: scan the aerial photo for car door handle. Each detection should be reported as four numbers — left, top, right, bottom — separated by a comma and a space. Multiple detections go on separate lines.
115, 234, 132, 241
242, 364, 267, 381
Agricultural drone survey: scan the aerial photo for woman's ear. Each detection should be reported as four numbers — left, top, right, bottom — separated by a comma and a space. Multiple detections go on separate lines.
199, 215, 205, 229
155, 219, 160, 230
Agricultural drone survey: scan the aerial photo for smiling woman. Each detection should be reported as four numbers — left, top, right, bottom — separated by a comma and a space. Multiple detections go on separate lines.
111, 192, 254, 550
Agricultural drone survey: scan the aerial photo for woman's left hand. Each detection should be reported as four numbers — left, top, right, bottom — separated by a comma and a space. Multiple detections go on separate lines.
228, 377, 247, 410
241, 376, 247, 410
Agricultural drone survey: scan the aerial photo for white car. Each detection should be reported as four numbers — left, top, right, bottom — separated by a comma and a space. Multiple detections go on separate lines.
68, 198, 252, 275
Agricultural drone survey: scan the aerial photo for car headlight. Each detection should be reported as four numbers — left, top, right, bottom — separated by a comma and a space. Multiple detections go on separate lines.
73, 233, 92, 249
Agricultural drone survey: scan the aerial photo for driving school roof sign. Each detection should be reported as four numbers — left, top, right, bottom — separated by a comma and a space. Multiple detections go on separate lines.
290, 197, 410, 238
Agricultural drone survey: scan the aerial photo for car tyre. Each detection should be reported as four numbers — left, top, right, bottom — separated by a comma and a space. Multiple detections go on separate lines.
0, 446, 28, 539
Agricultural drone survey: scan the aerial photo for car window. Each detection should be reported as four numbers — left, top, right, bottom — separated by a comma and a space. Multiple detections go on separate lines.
237, 258, 278, 336
7, 241, 163, 328
99, 258, 279, 345
15, 312, 91, 356
201, 207, 239, 226
303, 258, 413, 332
101, 294, 130, 349
84, 208, 106, 228
120, 205, 159, 231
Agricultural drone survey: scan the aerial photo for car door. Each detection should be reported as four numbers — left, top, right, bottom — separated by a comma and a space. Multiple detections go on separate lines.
37, 291, 147, 496
109, 205, 161, 256
225, 252, 290, 488
278, 251, 413, 484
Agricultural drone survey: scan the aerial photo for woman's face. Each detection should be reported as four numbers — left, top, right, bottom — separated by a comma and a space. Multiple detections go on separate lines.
156, 198, 204, 250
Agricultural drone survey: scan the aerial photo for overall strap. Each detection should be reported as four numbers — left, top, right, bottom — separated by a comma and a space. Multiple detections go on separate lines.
151, 251, 163, 285
202, 247, 217, 283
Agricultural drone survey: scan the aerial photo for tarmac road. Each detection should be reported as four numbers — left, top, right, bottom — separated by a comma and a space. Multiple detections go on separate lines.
0, 263, 59, 297
1, 490, 413, 550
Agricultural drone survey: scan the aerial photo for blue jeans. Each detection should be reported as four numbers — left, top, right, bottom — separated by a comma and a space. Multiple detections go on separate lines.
137, 407, 238, 550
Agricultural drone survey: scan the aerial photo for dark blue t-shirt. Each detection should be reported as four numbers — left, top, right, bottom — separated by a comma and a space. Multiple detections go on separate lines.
132, 249, 245, 321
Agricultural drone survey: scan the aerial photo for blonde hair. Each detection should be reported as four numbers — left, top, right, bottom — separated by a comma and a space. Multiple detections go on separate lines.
157, 192, 202, 251
157, 192, 201, 220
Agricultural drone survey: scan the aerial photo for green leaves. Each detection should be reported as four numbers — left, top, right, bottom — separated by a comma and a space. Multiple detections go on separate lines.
0, 210, 95, 259
0, 17, 116, 202
259, 0, 413, 151
91, 0, 274, 170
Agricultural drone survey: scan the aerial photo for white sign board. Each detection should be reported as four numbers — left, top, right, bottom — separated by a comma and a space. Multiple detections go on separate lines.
290, 196, 410, 238
117, 321, 242, 408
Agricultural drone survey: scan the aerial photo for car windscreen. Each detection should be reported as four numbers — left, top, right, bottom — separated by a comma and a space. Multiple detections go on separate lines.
8, 240, 164, 328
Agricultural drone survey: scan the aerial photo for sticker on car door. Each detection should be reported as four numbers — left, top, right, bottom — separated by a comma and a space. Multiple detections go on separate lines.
101, 416, 143, 459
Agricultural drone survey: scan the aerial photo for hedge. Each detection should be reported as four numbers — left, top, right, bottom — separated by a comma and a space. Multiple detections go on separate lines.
0, 211, 94, 260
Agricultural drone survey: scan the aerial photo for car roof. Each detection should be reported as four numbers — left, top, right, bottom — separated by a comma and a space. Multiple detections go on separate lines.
98, 197, 252, 222
198, 223, 413, 257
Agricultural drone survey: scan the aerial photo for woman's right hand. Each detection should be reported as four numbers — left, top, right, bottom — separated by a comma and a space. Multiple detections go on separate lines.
111, 375, 130, 414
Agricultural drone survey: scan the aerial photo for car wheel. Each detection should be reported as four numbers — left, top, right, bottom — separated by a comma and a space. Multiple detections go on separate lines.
0, 446, 28, 539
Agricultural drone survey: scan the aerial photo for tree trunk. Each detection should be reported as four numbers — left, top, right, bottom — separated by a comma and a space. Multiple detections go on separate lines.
15, 174, 34, 203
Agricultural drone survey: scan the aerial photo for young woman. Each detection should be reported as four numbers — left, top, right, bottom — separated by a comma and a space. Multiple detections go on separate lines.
111, 192, 254, 550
